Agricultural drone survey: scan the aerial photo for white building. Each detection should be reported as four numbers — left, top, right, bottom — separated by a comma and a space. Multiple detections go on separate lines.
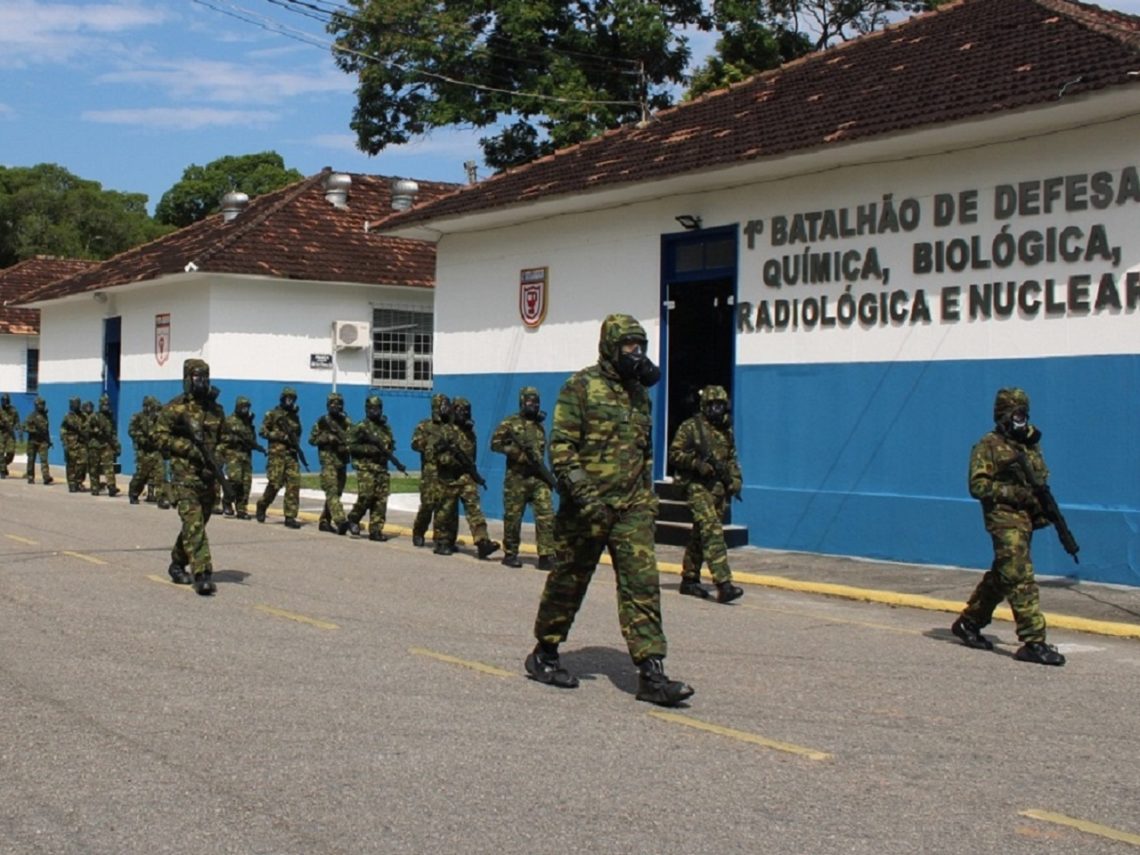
380, 0, 1140, 586
20, 171, 458, 458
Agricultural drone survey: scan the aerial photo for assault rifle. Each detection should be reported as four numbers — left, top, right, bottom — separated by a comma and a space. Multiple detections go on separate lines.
245, 438, 268, 455
354, 432, 408, 474
1014, 452, 1080, 564
693, 415, 741, 502
505, 425, 557, 490
175, 414, 232, 503
284, 435, 310, 471
435, 436, 487, 489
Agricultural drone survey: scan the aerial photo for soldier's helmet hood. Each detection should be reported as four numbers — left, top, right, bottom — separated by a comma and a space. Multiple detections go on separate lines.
182, 358, 210, 395
69, 396, 81, 411
143, 395, 159, 407
993, 387, 1029, 423
235, 395, 251, 407
327, 391, 344, 405
598, 313, 648, 370
34, 396, 46, 409
700, 385, 729, 404
518, 386, 540, 407
365, 394, 382, 410
452, 396, 470, 408
431, 393, 449, 421
281, 386, 298, 399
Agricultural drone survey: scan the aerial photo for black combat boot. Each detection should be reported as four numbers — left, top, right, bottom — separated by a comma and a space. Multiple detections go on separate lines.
679, 578, 711, 599
129, 494, 140, 505
369, 531, 389, 542
222, 503, 235, 517
635, 657, 694, 707
145, 487, 156, 503
346, 517, 361, 537
433, 542, 454, 556
524, 643, 579, 689
68, 484, 78, 493
319, 519, 336, 533
501, 553, 523, 568
44, 476, 54, 485
193, 568, 217, 596
716, 580, 744, 604
255, 503, 267, 523
951, 616, 994, 650
536, 555, 554, 572
236, 510, 251, 520
336, 520, 351, 536
168, 561, 193, 585
284, 517, 301, 529
157, 497, 170, 509
412, 533, 426, 547
107, 486, 119, 497
476, 538, 501, 560
1014, 641, 1065, 666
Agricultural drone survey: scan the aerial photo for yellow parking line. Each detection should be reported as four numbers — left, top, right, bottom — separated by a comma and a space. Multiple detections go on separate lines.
1019, 809, 1140, 846
62, 550, 107, 565
146, 573, 190, 589
648, 710, 833, 761
408, 647, 515, 677
5, 534, 38, 545
254, 605, 339, 630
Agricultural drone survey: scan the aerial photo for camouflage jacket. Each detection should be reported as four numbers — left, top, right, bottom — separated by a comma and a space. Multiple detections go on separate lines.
308, 413, 353, 464
491, 413, 547, 478
260, 406, 301, 455
969, 427, 1050, 532
60, 412, 86, 448
86, 411, 117, 449
218, 414, 257, 456
411, 417, 445, 473
669, 414, 742, 494
348, 417, 395, 471
128, 410, 155, 453
154, 395, 224, 485
550, 361, 654, 511
433, 422, 475, 483
0, 404, 19, 436
23, 411, 50, 444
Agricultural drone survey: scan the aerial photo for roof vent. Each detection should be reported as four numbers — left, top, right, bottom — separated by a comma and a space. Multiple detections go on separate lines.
390, 178, 419, 211
325, 173, 351, 208
221, 191, 249, 223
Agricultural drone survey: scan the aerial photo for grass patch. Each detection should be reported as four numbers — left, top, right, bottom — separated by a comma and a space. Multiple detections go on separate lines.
300, 472, 419, 494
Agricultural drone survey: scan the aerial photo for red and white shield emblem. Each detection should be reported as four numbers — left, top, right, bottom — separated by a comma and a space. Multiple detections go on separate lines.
519, 267, 548, 328
155, 313, 171, 366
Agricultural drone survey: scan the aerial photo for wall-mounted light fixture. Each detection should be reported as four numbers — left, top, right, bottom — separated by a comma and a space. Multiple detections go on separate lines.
92, 291, 108, 304
675, 214, 702, 231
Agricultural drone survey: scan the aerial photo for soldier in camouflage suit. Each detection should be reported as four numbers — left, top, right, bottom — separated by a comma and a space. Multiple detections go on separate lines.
256, 386, 303, 528
410, 393, 450, 547
86, 395, 121, 496
951, 387, 1066, 666
218, 396, 261, 519
491, 386, 555, 569
60, 397, 89, 492
0, 393, 21, 478
22, 397, 53, 485
525, 314, 694, 707
439, 396, 500, 559
128, 397, 165, 504
668, 385, 744, 604
309, 391, 353, 534
154, 358, 224, 595
346, 394, 399, 541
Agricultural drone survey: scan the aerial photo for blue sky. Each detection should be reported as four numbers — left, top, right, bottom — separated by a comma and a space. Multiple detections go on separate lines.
3, 0, 1140, 215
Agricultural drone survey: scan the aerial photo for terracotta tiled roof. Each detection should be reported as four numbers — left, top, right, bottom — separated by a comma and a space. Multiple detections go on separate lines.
21, 171, 461, 304
0, 257, 98, 333
382, 0, 1140, 229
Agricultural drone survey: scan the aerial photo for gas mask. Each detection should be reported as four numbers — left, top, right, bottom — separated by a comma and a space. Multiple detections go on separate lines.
616, 339, 661, 387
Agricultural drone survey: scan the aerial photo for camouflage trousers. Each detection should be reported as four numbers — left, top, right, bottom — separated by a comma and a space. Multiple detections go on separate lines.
171, 479, 215, 575
961, 526, 1046, 643
258, 452, 300, 518
222, 451, 253, 513
534, 504, 666, 664
438, 475, 492, 545
349, 465, 390, 537
502, 473, 554, 556
86, 444, 117, 493
433, 477, 464, 547
64, 441, 87, 489
129, 450, 165, 500
681, 484, 732, 585
318, 458, 348, 525
413, 472, 440, 541
0, 433, 14, 476
25, 441, 52, 482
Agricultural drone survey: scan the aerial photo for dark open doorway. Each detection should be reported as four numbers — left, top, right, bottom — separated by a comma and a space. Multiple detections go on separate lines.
102, 316, 121, 420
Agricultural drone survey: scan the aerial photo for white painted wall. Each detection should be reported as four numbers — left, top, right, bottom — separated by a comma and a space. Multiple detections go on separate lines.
433, 115, 1140, 372
39, 300, 108, 384
0, 334, 31, 392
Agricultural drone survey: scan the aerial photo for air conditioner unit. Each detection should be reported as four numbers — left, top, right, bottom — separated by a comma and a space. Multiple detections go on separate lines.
333, 320, 370, 349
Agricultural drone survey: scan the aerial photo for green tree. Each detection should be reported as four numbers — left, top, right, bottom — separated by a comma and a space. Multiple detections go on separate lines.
0, 164, 171, 268
330, 0, 712, 172
154, 152, 303, 228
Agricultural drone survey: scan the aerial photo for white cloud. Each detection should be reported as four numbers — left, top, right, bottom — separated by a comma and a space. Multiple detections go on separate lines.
82, 106, 279, 130
0, 1, 166, 65
0, 103, 13, 118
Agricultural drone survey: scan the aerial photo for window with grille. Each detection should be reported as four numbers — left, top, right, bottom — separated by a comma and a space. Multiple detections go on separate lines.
371, 306, 433, 390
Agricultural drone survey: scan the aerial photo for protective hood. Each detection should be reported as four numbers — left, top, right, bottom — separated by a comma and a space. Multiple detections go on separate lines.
993, 387, 1029, 424
183, 358, 210, 396
597, 313, 647, 372
518, 386, 540, 408
431, 393, 450, 422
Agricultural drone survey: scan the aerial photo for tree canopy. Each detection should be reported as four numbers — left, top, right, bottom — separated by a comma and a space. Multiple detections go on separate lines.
0, 164, 171, 269
330, 0, 940, 171
154, 152, 303, 228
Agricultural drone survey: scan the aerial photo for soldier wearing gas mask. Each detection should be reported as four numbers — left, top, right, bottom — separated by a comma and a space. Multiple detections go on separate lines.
668, 385, 744, 604
256, 386, 304, 529
951, 387, 1065, 666
491, 387, 555, 569
525, 313, 694, 707
309, 391, 353, 534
